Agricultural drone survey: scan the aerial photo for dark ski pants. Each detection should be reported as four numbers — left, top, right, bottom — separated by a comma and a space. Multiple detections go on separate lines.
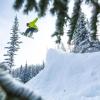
24, 28, 38, 37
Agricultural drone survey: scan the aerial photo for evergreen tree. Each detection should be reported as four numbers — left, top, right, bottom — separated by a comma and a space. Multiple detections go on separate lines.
73, 12, 88, 46
4, 16, 22, 71
72, 12, 100, 53
11, 63, 45, 83
72, 12, 89, 52
23, 61, 30, 83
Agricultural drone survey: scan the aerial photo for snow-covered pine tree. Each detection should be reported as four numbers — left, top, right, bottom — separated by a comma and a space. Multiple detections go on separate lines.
23, 62, 31, 83
72, 11, 89, 53
72, 11, 100, 53
4, 16, 22, 71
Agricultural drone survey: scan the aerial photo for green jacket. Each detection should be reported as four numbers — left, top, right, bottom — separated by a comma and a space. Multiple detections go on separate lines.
28, 17, 38, 30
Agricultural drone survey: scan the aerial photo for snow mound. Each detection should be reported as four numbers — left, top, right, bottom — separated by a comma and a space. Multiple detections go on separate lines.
27, 49, 100, 100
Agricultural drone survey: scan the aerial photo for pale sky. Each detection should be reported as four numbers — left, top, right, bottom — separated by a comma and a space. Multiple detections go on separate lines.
0, 0, 56, 67
0, 0, 99, 68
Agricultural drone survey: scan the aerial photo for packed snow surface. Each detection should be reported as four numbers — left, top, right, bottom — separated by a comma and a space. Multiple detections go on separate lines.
27, 49, 100, 100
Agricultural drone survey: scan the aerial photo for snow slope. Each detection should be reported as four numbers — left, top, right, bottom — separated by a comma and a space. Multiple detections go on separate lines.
27, 49, 100, 100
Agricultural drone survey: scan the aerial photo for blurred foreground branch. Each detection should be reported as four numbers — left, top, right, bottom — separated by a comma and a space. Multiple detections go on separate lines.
0, 63, 43, 100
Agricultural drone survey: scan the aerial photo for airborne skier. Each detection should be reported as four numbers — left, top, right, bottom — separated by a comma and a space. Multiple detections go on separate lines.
22, 17, 38, 38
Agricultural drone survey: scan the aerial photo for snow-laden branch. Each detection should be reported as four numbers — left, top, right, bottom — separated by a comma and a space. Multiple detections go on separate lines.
0, 64, 43, 100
